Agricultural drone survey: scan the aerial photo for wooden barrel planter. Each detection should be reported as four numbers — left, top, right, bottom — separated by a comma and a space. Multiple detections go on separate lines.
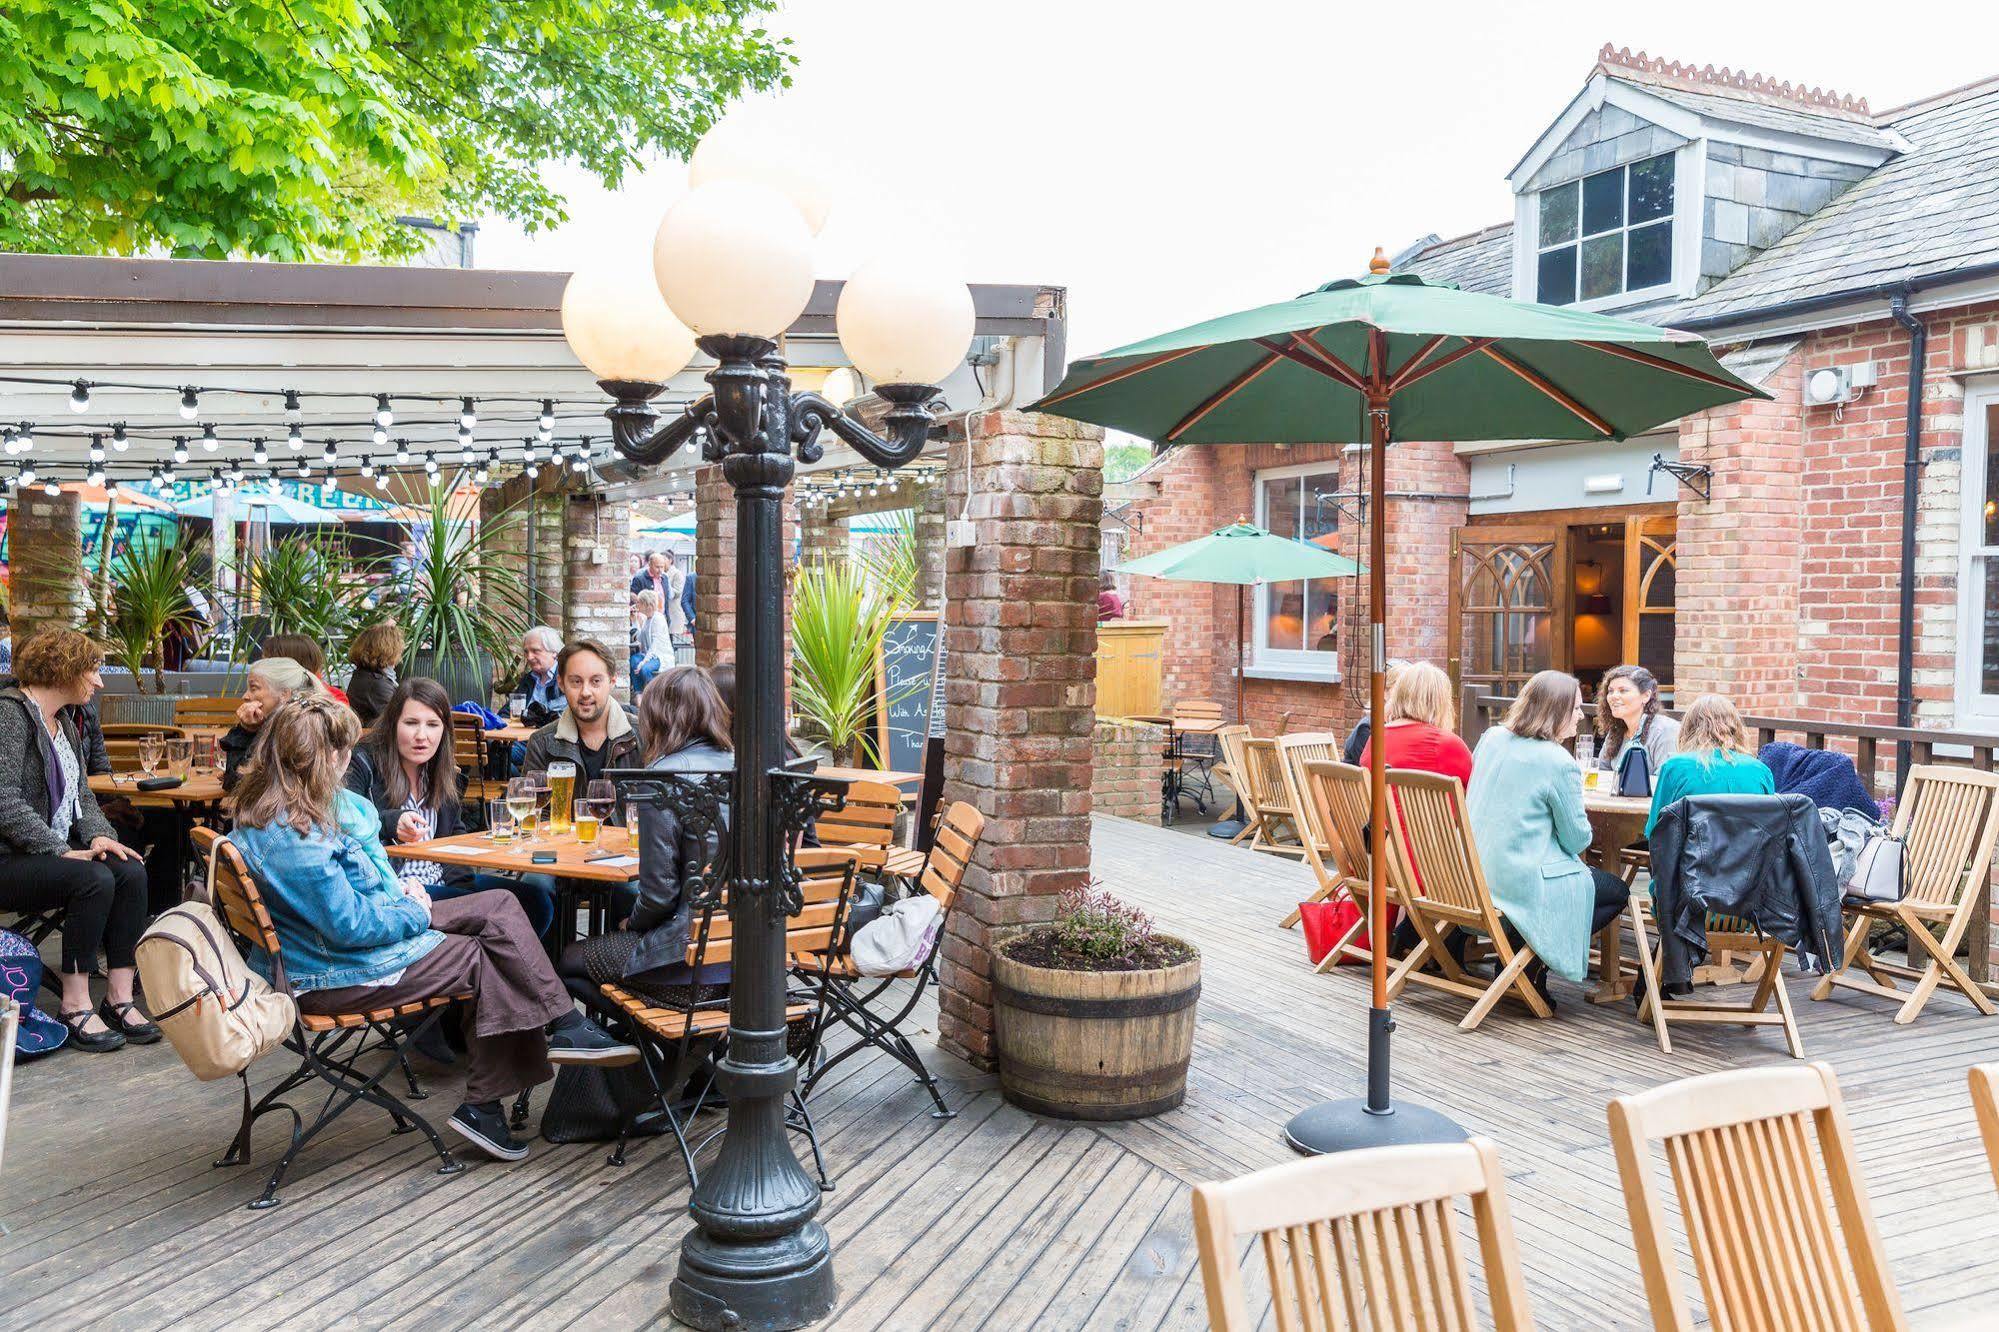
992, 939, 1201, 1121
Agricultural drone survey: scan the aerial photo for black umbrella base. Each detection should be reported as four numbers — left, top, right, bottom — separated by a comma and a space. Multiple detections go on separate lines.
1283, 1097, 1467, 1155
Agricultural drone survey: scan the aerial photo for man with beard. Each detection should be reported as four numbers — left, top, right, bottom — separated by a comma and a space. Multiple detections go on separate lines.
520, 639, 642, 789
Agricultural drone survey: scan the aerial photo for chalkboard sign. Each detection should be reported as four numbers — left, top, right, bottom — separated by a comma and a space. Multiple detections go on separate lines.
874, 610, 940, 776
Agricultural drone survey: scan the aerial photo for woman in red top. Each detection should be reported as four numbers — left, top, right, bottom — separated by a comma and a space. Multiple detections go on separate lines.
1358, 662, 1474, 959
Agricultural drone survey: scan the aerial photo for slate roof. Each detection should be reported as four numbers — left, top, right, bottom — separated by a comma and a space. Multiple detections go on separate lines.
1401, 223, 1514, 295
1675, 76, 1999, 323
1631, 82, 1902, 152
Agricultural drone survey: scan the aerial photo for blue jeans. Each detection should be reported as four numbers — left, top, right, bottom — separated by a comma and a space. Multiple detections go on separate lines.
433, 872, 559, 942
633, 658, 660, 694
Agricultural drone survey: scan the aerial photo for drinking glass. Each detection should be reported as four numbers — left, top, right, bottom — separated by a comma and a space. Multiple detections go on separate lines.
486, 798, 516, 842
192, 735, 217, 773
547, 761, 577, 835
165, 738, 193, 778
137, 736, 164, 777
586, 779, 617, 829
507, 776, 540, 839
509, 691, 529, 719
573, 799, 601, 845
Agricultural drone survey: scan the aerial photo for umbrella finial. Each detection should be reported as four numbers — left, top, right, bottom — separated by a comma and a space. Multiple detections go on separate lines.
1368, 247, 1391, 275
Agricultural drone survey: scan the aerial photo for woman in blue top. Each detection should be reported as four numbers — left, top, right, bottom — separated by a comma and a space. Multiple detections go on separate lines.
1466, 670, 1630, 1007
1645, 694, 1776, 835
227, 696, 634, 1162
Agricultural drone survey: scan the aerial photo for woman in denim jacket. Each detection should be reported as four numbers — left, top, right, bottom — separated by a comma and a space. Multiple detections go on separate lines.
226, 696, 635, 1161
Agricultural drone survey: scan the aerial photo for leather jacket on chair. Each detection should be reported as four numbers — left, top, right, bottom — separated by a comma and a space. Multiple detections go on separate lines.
1647, 793, 1842, 996
624, 741, 733, 983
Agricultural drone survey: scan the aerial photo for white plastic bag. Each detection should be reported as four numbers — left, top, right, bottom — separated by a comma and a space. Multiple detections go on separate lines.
850, 895, 943, 976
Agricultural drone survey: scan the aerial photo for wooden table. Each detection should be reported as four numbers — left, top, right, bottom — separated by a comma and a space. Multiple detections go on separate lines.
814, 765, 921, 788
389, 825, 640, 950
90, 771, 227, 809
486, 721, 538, 744
1583, 790, 1652, 1004
1129, 715, 1225, 821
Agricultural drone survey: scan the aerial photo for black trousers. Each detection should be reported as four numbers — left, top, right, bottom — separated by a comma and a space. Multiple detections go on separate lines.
1587, 866, 1632, 934
0, 852, 149, 974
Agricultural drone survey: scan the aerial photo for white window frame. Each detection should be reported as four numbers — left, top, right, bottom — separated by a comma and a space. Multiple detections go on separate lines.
1955, 380, 1999, 728
1514, 141, 1701, 312
1250, 459, 1343, 681
1533, 151, 1678, 310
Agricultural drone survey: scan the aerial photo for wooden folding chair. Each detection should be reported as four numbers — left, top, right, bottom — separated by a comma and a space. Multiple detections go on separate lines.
1973, 1064, 1999, 1197
1298, 761, 1382, 973
1212, 724, 1255, 845
1628, 905, 1805, 1058
1608, 1062, 1907, 1332
1379, 769, 1553, 1030
1242, 737, 1304, 858
1273, 733, 1343, 928
811, 778, 905, 878
1190, 1136, 1535, 1331
173, 695, 244, 729
451, 712, 509, 805
191, 826, 468, 1210
1811, 764, 1999, 1025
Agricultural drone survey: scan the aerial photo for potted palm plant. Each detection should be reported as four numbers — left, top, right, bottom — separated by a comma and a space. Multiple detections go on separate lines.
236, 529, 376, 666
91, 529, 210, 724
790, 557, 916, 766
392, 484, 533, 704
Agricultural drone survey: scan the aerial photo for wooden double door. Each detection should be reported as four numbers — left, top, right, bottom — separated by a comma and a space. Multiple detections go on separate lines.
1447, 510, 1676, 702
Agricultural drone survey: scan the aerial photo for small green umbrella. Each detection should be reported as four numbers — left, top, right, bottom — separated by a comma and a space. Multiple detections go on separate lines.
1117, 521, 1360, 723
1035, 252, 1766, 1156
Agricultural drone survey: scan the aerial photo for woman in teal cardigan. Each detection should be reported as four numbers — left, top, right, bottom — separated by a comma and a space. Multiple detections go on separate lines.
1466, 670, 1630, 1000
1645, 694, 1776, 835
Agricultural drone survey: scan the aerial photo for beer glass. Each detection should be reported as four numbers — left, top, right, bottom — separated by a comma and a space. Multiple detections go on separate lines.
547, 762, 576, 835
573, 800, 601, 844
486, 798, 516, 843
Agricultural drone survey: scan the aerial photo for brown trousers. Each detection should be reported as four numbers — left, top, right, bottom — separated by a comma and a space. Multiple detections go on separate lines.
298, 891, 573, 1104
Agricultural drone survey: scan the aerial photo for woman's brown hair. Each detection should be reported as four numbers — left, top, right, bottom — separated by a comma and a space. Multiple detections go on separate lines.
13, 627, 104, 689
638, 665, 732, 762
231, 696, 361, 834
1500, 670, 1582, 744
347, 621, 405, 671
260, 632, 327, 678
1386, 661, 1454, 730
1596, 663, 1662, 757
1676, 694, 1753, 763
359, 676, 460, 814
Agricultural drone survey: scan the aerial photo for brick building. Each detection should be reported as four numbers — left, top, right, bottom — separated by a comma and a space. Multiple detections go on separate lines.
1113, 46, 1999, 749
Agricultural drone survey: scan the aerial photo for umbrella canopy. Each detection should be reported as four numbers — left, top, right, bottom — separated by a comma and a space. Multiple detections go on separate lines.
58, 482, 177, 513
174, 490, 344, 524
1033, 268, 1766, 445
1118, 521, 1360, 584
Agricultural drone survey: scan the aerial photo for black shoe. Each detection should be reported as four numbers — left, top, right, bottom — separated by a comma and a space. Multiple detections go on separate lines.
547, 1013, 640, 1067
59, 1009, 126, 1052
1526, 962, 1557, 1013
97, 999, 162, 1045
448, 1101, 531, 1161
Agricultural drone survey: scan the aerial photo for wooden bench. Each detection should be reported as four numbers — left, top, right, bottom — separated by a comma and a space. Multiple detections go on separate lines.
173, 696, 242, 729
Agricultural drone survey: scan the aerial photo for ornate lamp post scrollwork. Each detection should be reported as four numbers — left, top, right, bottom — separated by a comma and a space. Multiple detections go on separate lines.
562, 120, 973, 1332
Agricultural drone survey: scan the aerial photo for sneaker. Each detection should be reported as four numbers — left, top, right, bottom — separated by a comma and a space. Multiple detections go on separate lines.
547, 1012, 640, 1068
448, 1101, 531, 1161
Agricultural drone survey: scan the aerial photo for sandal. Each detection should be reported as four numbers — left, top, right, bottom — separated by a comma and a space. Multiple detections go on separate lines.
59, 1009, 127, 1053
98, 998, 162, 1045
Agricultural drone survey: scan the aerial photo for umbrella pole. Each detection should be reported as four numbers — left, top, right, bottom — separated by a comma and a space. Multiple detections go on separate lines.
1235, 584, 1245, 725
1284, 388, 1464, 1155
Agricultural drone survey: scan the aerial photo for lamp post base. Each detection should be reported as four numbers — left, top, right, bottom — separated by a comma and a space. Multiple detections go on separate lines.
1282, 1099, 1466, 1156
670, 1222, 837, 1332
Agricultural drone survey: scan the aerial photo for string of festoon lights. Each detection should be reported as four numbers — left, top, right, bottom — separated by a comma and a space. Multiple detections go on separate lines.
793, 462, 943, 513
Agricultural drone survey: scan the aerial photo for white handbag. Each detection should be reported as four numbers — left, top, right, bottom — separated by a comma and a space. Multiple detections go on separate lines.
1845, 830, 1908, 903
850, 895, 943, 976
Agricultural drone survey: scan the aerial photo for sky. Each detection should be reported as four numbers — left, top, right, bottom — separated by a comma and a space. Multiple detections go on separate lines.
477, 1, 1996, 362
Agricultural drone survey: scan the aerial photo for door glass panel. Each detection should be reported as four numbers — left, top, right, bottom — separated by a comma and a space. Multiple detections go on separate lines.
1457, 538, 1556, 697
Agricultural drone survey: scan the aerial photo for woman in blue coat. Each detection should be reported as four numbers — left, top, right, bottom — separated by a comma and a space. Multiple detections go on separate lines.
1466, 670, 1629, 1006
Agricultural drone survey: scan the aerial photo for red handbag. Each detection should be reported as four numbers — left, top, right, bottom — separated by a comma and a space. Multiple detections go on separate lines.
1299, 896, 1368, 966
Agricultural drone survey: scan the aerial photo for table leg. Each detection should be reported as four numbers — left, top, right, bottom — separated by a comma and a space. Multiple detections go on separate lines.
1586, 915, 1637, 1005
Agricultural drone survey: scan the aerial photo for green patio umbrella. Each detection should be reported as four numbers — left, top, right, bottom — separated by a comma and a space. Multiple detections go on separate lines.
1033, 251, 1766, 1156
1117, 520, 1360, 724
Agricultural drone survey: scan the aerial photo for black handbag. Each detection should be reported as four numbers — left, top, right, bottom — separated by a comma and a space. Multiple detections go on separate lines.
1617, 744, 1653, 798
539, 1061, 669, 1143
838, 881, 888, 952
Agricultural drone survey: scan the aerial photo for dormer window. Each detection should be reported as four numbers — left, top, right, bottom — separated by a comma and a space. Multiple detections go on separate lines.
1535, 153, 1675, 305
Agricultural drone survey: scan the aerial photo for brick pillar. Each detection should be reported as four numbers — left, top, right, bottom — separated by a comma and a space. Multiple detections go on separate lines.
694, 465, 736, 667
9, 489, 87, 648
561, 488, 634, 686
917, 477, 946, 609
1091, 718, 1165, 824
936, 409, 1104, 1068
1675, 351, 1805, 713
529, 477, 567, 633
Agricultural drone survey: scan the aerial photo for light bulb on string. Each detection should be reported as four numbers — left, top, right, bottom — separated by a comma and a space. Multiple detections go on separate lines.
42, 479, 59, 497
372, 424, 388, 447
172, 437, 189, 465
252, 438, 269, 466
161, 463, 176, 485
201, 422, 220, 452
69, 380, 89, 413
423, 451, 439, 476
360, 459, 375, 479
474, 463, 489, 485
111, 423, 129, 452
295, 460, 309, 478
283, 390, 303, 423
179, 387, 200, 420
375, 471, 390, 490
373, 394, 394, 429
287, 423, 304, 451
87, 466, 105, 488
538, 400, 555, 433
525, 463, 539, 480
394, 440, 411, 465
0, 429, 14, 457
14, 423, 33, 454
18, 463, 34, 487
88, 435, 105, 465
459, 397, 477, 431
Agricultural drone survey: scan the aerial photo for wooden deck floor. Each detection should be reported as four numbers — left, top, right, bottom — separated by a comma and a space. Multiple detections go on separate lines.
5, 814, 1997, 1328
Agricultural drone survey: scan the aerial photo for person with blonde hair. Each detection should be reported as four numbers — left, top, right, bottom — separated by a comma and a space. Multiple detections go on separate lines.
1363, 661, 1476, 959
631, 589, 674, 692
1465, 669, 1629, 1004
218, 655, 330, 792
1340, 658, 1411, 764
344, 620, 405, 728
228, 696, 635, 1161
1645, 694, 1775, 836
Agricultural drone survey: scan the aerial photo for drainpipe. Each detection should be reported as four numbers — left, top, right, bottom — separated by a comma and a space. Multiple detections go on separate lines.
1889, 289, 1926, 788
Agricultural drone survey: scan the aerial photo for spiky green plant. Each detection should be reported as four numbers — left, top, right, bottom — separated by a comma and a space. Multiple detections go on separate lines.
392, 482, 533, 692
96, 529, 209, 693
790, 557, 920, 766
849, 507, 923, 608
237, 529, 376, 663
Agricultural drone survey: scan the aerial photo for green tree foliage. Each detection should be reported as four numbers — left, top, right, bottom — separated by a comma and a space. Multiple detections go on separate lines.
0, 0, 792, 259
1104, 440, 1153, 484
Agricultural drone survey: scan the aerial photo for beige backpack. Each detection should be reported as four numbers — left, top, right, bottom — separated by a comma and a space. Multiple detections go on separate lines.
136, 895, 295, 1082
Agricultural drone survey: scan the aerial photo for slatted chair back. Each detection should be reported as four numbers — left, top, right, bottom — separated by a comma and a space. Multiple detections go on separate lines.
1214, 723, 1257, 817
1383, 770, 1503, 930
1191, 1137, 1533, 1332
693, 849, 858, 966
102, 722, 190, 772
813, 779, 904, 873
174, 696, 243, 729
1608, 1062, 1905, 1332
190, 827, 287, 983
1245, 739, 1291, 817
1973, 1064, 1999, 1196
918, 801, 983, 910
1274, 733, 1342, 860
1171, 699, 1225, 726
1306, 762, 1374, 889
449, 713, 507, 800
1892, 765, 1999, 910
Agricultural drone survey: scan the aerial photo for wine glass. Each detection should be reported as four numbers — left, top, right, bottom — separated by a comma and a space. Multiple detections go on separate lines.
526, 769, 552, 827
586, 778, 617, 830
506, 776, 540, 840
137, 735, 164, 777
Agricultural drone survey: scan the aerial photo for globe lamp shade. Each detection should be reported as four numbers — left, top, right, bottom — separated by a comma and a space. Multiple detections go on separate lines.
688, 114, 835, 235
835, 254, 974, 387
561, 263, 698, 385
654, 181, 817, 339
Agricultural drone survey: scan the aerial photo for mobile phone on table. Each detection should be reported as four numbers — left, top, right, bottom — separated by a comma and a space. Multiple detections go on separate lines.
531, 852, 558, 865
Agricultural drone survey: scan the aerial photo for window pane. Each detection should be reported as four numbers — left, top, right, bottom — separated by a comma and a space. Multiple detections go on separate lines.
1300, 469, 1339, 548
1537, 246, 1577, 305
1984, 404, 1999, 545
1306, 579, 1338, 653
1538, 182, 1579, 246
1264, 475, 1300, 541
1582, 167, 1625, 234
1984, 562, 1999, 694
1265, 581, 1306, 651
1629, 154, 1674, 223
1628, 221, 1672, 290
1581, 233, 1624, 300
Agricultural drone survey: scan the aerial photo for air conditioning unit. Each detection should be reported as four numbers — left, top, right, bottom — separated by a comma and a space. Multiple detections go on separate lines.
1804, 361, 1877, 407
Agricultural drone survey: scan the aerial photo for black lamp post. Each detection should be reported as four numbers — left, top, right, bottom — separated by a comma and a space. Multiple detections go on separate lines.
564, 155, 974, 1332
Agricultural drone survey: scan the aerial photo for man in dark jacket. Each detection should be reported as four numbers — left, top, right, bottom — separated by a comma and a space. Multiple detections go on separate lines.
520, 638, 643, 787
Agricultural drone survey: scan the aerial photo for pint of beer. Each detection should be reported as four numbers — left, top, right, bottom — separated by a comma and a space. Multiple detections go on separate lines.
547, 762, 577, 835
574, 800, 601, 844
